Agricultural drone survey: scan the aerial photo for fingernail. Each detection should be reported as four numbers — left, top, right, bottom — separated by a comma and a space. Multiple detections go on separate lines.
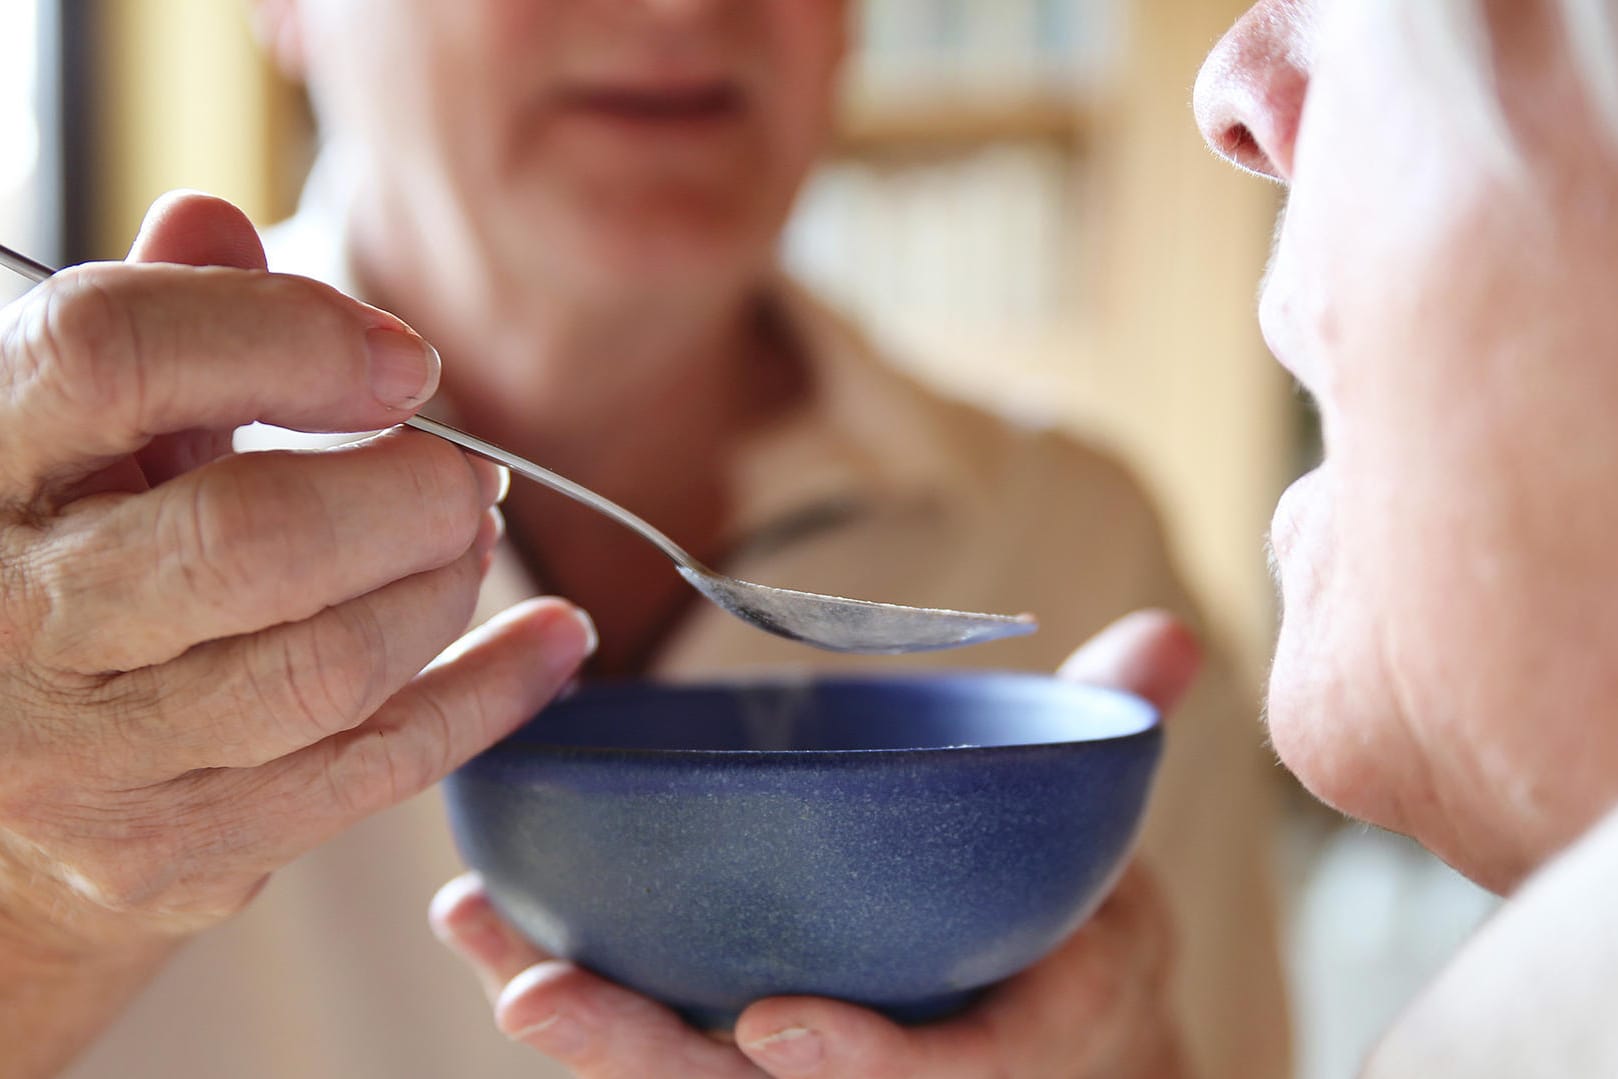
569, 607, 599, 659
744, 1027, 823, 1073
468, 458, 509, 507
435, 909, 511, 970
427, 876, 509, 968
510, 1012, 588, 1056
366, 328, 440, 410
532, 603, 598, 680
475, 507, 505, 567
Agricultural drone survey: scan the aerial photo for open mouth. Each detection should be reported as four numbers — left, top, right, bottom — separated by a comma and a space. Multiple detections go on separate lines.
556, 82, 745, 124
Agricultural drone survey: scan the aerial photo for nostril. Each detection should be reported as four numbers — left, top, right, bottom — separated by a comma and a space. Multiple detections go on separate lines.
1221, 124, 1261, 165
1215, 121, 1285, 179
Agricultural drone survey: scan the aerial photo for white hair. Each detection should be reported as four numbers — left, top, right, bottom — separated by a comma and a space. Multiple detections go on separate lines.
1406, 0, 1618, 159
1561, 0, 1618, 132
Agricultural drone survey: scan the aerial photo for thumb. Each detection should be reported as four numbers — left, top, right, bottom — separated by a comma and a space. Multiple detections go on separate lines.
127, 192, 271, 485
1058, 610, 1202, 716
128, 190, 269, 270
41, 192, 271, 500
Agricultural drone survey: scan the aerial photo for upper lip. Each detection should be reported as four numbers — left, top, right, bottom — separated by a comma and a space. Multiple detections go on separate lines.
1257, 284, 1315, 393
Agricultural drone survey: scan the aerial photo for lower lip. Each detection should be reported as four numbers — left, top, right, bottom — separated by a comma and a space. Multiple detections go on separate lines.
1270, 468, 1324, 560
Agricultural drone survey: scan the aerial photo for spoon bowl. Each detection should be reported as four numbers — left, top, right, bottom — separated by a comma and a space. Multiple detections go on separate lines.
402, 413, 1037, 653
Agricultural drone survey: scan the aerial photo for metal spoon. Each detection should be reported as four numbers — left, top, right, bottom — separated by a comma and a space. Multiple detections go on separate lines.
1, 242, 1036, 653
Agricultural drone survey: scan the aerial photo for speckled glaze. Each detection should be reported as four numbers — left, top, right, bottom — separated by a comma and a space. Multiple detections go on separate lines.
442, 672, 1162, 1029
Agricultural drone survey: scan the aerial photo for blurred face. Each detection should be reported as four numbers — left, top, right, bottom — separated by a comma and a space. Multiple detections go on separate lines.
1197, 0, 1618, 891
273, 0, 846, 305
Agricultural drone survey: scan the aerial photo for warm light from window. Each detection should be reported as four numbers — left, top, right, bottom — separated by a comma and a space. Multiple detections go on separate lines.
0, 0, 40, 196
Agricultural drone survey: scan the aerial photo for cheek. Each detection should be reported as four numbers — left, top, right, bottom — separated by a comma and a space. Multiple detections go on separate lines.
756, 1, 845, 166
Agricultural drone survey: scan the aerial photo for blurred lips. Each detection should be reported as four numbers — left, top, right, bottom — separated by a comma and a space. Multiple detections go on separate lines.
554, 78, 745, 128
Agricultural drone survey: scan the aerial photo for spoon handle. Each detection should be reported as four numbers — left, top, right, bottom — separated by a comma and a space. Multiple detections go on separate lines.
0, 243, 699, 573
403, 415, 695, 570
0, 243, 53, 283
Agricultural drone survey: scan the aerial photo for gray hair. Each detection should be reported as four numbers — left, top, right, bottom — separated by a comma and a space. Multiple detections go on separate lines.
1402, 0, 1618, 168
1561, 0, 1618, 134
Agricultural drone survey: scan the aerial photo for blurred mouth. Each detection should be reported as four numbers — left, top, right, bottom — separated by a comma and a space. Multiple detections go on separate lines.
553, 80, 746, 131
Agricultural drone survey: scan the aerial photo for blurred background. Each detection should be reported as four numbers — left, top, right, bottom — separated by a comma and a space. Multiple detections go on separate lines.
1, 1, 1495, 1075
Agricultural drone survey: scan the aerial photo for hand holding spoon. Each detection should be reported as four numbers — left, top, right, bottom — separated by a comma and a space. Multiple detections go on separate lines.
0, 243, 1037, 653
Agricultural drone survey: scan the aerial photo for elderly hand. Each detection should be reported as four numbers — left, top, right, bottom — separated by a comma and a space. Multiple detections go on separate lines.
0, 192, 596, 969
431, 610, 1196, 1079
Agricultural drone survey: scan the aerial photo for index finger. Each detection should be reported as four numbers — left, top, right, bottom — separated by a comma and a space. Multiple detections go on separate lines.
0, 262, 439, 500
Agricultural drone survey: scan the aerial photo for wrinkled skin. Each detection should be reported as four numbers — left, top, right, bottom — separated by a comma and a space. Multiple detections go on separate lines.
0, 195, 596, 1079
1196, 0, 1618, 893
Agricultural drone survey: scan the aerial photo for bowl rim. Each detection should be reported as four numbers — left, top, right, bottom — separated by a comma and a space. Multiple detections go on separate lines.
474, 670, 1163, 762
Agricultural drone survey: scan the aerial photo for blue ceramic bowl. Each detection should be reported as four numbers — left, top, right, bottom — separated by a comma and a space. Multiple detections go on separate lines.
443, 672, 1162, 1028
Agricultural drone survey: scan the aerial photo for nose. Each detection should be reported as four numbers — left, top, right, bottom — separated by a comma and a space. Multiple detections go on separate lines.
1193, 0, 1314, 182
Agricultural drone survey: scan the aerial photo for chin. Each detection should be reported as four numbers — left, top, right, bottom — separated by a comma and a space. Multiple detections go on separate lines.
572, 205, 771, 296
610, 229, 750, 281
1265, 615, 1400, 830
1268, 622, 1537, 897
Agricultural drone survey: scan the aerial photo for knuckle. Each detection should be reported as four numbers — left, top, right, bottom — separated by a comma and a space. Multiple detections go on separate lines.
323, 698, 454, 821
267, 606, 389, 747
321, 728, 404, 820
258, 273, 363, 370
315, 602, 391, 717
402, 438, 486, 557
0, 652, 131, 786
5, 788, 183, 915
30, 272, 147, 426
161, 463, 320, 609
262, 270, 342, 317
0, 525, 58, 659
84, 665, 168, 755
67, 848, 178, 914
409, 693, 460, 794
429, 549, 487, 633
33, 531, 119, 663
72, 781, 266, 921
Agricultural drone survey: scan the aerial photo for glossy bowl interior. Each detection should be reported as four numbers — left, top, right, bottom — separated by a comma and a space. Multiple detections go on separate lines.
443, 672, 1162, 1028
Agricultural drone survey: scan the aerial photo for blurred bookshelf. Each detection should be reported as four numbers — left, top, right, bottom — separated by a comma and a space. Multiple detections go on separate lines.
832, 0, 1112, 156
843, 0, 1119, 103
788, 0, 1294, 686
787, 0, 1116, 429
834, 93, 1089, 156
